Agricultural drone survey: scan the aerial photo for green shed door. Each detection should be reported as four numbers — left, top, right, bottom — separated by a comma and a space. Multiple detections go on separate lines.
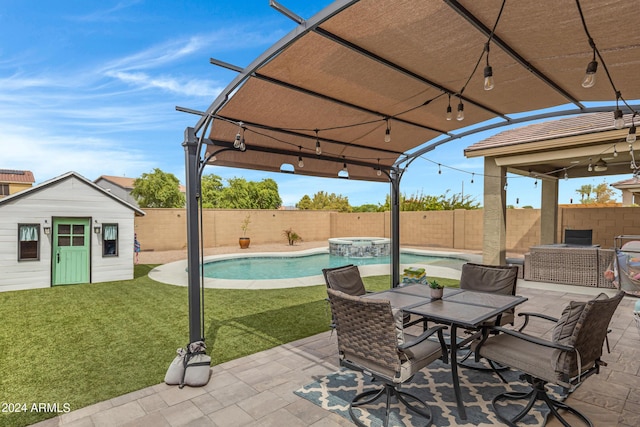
52, 219, 90, 285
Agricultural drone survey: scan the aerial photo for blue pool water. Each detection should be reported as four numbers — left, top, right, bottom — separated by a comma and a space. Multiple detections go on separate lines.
202, 252, 465, 280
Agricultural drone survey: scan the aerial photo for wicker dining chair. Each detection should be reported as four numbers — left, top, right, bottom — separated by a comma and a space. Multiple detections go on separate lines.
327, 288, 449, 427
473, 291, 624, 426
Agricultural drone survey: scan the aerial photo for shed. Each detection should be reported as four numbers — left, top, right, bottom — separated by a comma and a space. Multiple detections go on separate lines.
0, 171, 145, 292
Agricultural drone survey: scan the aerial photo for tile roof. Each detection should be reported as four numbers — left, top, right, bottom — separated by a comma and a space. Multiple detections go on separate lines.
465, 112, 632, 153
0, 169, 35, 183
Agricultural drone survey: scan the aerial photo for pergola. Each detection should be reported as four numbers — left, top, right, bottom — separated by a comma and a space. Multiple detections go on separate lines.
181, 0, 640, 341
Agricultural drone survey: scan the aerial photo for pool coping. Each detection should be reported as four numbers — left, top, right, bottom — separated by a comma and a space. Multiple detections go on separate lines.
148, 247, 482, 289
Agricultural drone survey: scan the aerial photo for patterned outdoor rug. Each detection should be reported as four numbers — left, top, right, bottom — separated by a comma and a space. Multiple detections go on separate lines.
295, 359, 565, 426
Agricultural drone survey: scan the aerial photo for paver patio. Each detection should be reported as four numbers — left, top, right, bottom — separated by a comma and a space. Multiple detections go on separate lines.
28, 245, 640, 427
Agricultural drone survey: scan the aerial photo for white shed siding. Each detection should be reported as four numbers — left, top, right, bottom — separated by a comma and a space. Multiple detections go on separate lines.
0, 175, 139, 292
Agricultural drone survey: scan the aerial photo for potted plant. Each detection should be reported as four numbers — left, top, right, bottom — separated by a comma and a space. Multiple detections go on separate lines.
239, 214, 251, 249
283, 228, 302, 246
428, 279, 444, 299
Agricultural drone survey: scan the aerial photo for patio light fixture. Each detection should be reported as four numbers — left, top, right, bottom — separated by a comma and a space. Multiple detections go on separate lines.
483, 43, 494, 91
594, 159, 607, 172
233, 122, 243, 149
384, 118, 391, 143
94, 224, 101, 234
446, 95, 452, 121
314, 130, 321, 155
297, 147, 304, 168
456, 98, 464, 121
587, 158, 593, 172
43, 220, 50, 235
581, 44, 598, 88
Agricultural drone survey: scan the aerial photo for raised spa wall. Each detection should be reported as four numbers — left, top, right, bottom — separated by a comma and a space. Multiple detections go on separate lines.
328, 237, 390, 258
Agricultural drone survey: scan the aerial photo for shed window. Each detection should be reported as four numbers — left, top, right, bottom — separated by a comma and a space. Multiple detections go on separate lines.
103, 224, 118, 256
18, 224, 40, 260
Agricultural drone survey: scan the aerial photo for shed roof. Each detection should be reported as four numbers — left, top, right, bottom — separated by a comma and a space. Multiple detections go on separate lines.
0, 172, 145, 216
96, 175, 187, 193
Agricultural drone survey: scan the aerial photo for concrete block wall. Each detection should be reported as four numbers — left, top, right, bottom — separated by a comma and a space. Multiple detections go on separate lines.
134, 207, 640, 253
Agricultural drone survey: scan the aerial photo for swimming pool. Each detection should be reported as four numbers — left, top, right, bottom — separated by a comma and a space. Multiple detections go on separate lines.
202, 252, 467, 280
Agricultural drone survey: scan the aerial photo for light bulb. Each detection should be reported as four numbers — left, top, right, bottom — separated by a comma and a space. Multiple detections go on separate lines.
456, 102, 464, 121
581, 60, 598, 88
483, 65, 494, 91
376, 168, 382, 177
315, 140, 322, 155
298, 156, 304, 168
239, 139, 246, 151
564, 170, 569, 180
233, 132, 241, 149
614, 109, 624, 129
613, 145, 618, 157
588, 163, 593, 172
342, 162, 348, 173
627, 126, 637, 143
446, 105, 452, 121
384, 128, 391, 143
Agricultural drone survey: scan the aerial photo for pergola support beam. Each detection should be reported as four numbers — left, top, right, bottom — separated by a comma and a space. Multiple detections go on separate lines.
183, 127, 204, 343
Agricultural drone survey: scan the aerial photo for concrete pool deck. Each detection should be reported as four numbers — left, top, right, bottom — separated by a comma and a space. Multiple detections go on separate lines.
148, 245, 483, 289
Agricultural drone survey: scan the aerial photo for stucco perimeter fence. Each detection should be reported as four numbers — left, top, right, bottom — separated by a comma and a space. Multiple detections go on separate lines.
134, 207, 640, 254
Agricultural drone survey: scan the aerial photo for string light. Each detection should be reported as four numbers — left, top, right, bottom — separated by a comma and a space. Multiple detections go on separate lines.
581, 41, 598, 88
438, 164, 442, 174
446, 94, 452, 121
456, 97, 465, 121
534, 179, 538, 188
587, 157, 593, 172
314, 129, 321, 155
503, 178, 508, 191
297, 147, 304, 168
471, 173, 474, 184
376, 158, 382, 176
483, 42, 494, 91
613, 144, 618, 157
234, 122, 243, 149
384, 118, 391, 143
564, 169, 569, 180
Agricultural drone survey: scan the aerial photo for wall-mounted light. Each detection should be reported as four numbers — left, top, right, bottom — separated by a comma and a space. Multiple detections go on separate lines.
43, 220, 51, 235
94, 224, 102, 234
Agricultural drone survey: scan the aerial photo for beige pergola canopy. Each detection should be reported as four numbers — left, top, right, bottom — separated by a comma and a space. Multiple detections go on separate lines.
193, 0, 640, 182
181, 0, 640, 343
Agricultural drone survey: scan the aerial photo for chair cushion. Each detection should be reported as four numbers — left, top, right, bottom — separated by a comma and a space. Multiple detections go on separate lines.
324, 265, 366, 296
551, 293, 609, 374
391, 308, 405, 345
460, 263, 518, 295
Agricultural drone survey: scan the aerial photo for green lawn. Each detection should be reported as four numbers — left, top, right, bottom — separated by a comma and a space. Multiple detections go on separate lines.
0, 266, 458, 427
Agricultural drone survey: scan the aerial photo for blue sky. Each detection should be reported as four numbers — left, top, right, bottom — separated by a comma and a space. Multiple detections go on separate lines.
1, 1, 631, 208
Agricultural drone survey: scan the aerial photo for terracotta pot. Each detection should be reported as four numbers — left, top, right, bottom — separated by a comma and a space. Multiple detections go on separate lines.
430, 287, 443, 299
239, 237, 250, 249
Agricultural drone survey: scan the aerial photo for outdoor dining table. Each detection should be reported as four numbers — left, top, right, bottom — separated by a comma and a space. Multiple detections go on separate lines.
363, 284, 528, 420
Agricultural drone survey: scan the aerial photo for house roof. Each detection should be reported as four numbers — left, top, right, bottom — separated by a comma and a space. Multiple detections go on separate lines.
0, 171, 145, 216
96, 175, 136, 190
463, 112, 638, 179
611, 177, 640, 190
0, 169, 35, 184
96, 175, 187, 193
190, 0, 640, 183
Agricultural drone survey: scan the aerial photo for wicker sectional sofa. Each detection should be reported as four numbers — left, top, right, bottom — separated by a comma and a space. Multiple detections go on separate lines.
523, 245, 615, 288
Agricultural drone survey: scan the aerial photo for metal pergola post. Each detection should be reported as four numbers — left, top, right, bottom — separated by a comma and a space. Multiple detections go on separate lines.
183, 127, 203, 343
390, 167, 402, 288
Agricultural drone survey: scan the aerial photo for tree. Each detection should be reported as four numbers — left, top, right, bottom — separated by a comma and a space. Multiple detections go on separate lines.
131, 168, 185, 208
576, 184, 594, 204
296, 191, 352, 212
200, 174, 224, 208
378, 190, 480, 211
352, 204, 382, 212
213, 177, 282, 209
576, 182, 617, 204
593, 182, 617, 204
